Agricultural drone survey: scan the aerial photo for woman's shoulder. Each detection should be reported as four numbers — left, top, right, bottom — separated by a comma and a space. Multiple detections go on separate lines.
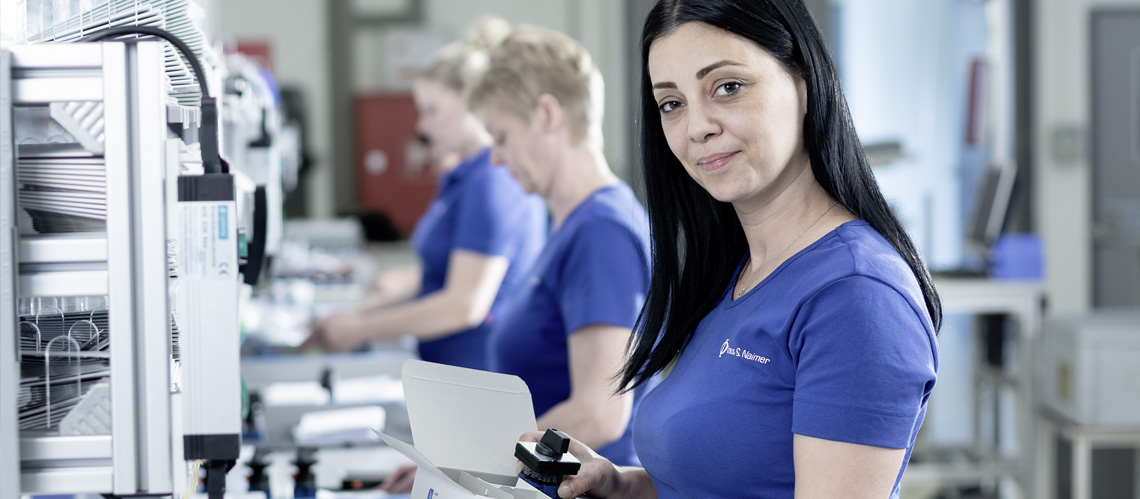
568, 183, 649, 232
463, 161, 535, 200
467, 159, 515, 186
770, 222, 935, 336
796, 221, 924, 305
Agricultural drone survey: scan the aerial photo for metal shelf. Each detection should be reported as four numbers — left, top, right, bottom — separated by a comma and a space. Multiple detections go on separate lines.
17, 233, 110, 297
19, 270, 109, 297
19, 435, 114, 495
19, 233, 107, 264
4, 41, 177, 497
903, 461, 1017, 486
21, 466, 113, 494
935, 278, 1047, 497
21, 434, 112, 461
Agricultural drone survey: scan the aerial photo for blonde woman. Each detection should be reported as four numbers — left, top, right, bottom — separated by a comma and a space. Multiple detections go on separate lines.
469, 25, 651, 467
307, 18, 547, 371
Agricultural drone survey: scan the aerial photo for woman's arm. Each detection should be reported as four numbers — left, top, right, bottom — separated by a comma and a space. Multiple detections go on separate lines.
310, 249, 509, 351
360, 264, 422, 309
534, 324, 633, 450
792, 434, 906, 498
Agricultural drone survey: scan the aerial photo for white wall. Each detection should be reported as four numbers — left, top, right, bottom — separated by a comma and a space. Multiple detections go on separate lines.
838, 0, 985, 270
218, 0, 334, 219
1035, 0, 1089, 314
839, 0, 1120, 315
1033, 0, 1140, 314
355, 0, 633, 183
216, 1, 630, 217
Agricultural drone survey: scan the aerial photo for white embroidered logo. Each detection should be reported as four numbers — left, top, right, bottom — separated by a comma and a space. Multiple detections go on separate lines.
718, 338, 770, 364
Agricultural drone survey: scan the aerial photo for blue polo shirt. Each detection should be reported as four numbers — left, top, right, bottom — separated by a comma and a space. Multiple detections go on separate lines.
486, 183, 650, 466
409, 147, 547, 370
634, 221, 938, 498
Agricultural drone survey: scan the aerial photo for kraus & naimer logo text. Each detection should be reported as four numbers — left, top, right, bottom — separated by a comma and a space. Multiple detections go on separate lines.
719, 339, 770, 364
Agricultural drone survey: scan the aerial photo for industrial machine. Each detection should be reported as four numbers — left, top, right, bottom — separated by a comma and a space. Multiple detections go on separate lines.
0, 26, 244, 499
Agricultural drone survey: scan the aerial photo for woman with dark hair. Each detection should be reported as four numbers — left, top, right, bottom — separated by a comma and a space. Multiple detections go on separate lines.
521, 1, 941, 498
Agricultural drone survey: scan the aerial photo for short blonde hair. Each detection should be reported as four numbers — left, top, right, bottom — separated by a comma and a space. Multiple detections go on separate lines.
468, 24, 605, 146
419, 17, 511, 95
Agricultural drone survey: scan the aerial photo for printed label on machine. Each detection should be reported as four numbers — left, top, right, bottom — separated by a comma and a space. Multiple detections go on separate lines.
180, 202, 238, 281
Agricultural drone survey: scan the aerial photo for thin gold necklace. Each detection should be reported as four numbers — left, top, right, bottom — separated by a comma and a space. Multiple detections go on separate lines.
735, 200, 840, 300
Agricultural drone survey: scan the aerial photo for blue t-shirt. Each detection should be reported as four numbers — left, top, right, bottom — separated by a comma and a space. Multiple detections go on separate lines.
486, 183, 650, 466
409, 147, 547, 370
634, 221, 938, 498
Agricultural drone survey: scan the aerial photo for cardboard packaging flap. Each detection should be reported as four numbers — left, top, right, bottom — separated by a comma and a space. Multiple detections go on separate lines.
402, 359, 538, 479
372, 429, 472, 496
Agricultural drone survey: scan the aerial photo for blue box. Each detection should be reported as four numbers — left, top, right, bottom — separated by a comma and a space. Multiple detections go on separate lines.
990, 234, 1043, 281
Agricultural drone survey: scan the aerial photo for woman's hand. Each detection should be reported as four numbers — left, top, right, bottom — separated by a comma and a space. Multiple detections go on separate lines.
379, 463, 417, 494
368, 271, 401, 300
301, 312, 364, 352
519, 431, 623, 498
364, 266, 422, 309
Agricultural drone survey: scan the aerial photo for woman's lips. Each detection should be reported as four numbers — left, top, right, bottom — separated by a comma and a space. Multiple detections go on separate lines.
697, 151, 738, 172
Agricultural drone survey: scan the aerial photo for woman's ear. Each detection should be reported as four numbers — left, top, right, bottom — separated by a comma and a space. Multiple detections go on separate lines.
797, 75, 808, 118
534, 94, 564, 134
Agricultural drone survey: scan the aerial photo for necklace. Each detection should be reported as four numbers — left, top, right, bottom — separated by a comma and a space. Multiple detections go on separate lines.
735, 200, 840, 300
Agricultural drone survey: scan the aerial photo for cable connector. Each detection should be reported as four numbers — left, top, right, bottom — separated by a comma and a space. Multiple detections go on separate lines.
199, 97, 229, 174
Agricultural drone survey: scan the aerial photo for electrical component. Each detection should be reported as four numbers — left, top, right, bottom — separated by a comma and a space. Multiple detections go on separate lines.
515, 429, 581, 498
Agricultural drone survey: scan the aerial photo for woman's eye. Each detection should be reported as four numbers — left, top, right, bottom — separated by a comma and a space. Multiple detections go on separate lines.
659, 100, 681, 114
715, 82, 742, 96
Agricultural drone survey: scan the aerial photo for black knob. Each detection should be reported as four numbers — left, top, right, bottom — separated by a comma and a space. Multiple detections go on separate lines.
536, 428, 571, 458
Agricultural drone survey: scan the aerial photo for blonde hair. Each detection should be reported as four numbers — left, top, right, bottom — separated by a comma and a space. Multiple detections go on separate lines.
468, 24, 605, 146
419, 17, 511, 95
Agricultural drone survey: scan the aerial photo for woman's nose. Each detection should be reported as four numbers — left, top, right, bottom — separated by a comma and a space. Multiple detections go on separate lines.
687, 101, 721, 143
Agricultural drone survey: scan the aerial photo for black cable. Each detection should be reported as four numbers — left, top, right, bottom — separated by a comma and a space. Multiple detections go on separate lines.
82, 26, 228, 174
84, 26, 208, 97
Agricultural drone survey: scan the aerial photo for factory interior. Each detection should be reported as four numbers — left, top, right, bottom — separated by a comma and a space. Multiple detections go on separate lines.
1, 0, 1140, 498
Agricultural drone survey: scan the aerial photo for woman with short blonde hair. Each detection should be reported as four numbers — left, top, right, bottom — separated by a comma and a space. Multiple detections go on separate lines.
469, 24, 606, 148
471, 24, 650, 468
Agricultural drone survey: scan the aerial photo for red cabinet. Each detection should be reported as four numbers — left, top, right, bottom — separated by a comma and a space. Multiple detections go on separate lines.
355, 93, 437, 237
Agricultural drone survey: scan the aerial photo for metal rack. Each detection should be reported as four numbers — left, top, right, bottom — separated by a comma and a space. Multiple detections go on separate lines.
1, 41, 177, 496
903, 278, 1046, 498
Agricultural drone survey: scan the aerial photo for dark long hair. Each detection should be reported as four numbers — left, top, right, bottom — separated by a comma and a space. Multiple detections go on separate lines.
620, 0, 942, 391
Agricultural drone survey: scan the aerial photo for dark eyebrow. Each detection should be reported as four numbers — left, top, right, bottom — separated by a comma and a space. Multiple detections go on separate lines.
652, 60, 743, 90
696, 60, 743, 80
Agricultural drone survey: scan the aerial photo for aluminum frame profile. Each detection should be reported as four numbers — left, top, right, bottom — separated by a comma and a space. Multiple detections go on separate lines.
125, 40, 175, 493
6, 41, 174, 496
1, 47, 23, 499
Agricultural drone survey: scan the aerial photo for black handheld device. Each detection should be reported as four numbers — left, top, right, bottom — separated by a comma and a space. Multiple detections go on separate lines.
515, 428, 581, 498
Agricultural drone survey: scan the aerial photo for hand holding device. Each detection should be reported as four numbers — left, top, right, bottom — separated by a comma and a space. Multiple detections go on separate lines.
516, 429, 581, 498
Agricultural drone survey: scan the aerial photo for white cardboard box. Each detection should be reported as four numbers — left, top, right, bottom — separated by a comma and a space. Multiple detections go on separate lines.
1039, 310, 1140, 426
374, 360, 547, 499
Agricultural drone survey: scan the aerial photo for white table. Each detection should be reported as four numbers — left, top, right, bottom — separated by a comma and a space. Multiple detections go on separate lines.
1036, 406, 1140, 499
925, 278, 1046, 498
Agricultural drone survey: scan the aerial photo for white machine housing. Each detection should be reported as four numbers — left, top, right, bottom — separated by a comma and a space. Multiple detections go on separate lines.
1039, 310, 1140, 426
1, 40, 243, 497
